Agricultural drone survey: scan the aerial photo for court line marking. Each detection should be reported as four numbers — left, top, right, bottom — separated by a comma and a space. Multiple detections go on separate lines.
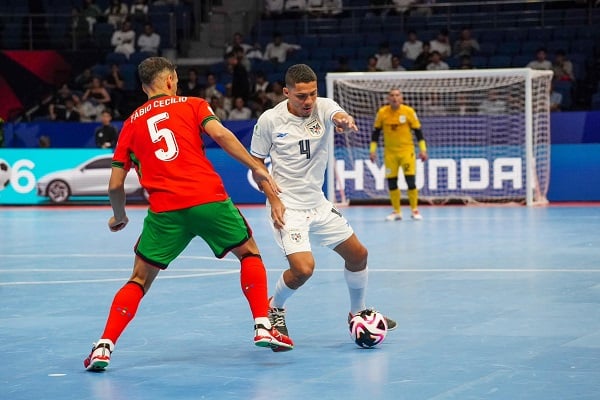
2, 268, 600, 287
0, 270, 239, 286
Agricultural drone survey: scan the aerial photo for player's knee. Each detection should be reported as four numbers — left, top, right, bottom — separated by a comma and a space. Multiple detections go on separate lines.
405, 175, 416, 190
289, 260, 315, 284
387, 177, 398, 191
344, 244, 368, 270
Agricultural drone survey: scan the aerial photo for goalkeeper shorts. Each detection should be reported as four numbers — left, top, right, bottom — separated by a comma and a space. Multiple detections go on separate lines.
384, 149, 416, 177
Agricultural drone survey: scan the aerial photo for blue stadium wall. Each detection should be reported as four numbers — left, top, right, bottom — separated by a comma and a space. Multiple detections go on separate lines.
0, 113, 599, 204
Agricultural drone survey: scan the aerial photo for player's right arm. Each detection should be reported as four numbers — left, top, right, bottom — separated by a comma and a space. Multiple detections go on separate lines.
252, 155, 286, 229
107, 167, 129, 231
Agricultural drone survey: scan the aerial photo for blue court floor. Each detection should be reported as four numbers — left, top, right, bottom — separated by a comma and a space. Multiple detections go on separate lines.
1, 204, 599, 400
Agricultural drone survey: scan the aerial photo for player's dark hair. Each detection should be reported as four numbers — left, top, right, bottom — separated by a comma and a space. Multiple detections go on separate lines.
285, 64, 317, 87
138, 57, 176, 86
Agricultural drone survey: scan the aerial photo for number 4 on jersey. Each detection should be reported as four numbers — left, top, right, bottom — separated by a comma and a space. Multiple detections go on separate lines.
298, 139, 311, 159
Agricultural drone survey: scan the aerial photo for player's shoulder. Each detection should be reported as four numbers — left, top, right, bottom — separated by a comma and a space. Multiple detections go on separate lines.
401, 103, 417, 113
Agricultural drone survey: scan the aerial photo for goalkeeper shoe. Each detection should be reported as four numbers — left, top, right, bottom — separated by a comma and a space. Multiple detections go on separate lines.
83, 339, 114, 371
385, 212, 402, 221
254, 324, 294, 352
411, 209, 423, 220
348, 310, 397, 331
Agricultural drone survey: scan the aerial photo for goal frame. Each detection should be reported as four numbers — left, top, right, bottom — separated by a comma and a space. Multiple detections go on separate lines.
325, 68, 553, 207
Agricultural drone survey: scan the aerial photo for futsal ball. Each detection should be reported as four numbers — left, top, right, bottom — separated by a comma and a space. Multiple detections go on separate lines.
0, 159, 11, 191
349, 309, 388, 348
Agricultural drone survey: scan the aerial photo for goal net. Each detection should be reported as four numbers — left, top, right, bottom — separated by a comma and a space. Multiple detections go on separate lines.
325, 69, 553, 206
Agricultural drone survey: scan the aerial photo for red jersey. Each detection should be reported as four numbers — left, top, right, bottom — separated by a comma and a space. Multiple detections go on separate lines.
113, 95, 228, 212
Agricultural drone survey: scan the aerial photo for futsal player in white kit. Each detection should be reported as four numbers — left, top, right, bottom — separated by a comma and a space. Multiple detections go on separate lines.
250, 64, 396, 346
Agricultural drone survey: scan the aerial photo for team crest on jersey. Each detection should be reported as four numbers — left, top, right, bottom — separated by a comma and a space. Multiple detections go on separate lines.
289, 232, 302, 243
399, 115, 407, 124
305, 119, 323, 137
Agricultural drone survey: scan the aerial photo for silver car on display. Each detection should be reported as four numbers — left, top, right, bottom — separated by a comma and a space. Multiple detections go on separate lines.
37, 154, 145, 203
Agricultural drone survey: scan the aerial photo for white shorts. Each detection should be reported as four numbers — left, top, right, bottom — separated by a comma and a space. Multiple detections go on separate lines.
267, 200, 354, 256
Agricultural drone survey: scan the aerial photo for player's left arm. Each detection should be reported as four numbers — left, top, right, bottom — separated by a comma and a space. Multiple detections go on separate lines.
332, 111, 358, 133
413, 128, 428, 161
108, 166, 129, 231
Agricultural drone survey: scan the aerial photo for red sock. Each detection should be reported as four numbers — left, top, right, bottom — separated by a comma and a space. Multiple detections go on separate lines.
240, 255, 269, 319
101, 281, 145, 344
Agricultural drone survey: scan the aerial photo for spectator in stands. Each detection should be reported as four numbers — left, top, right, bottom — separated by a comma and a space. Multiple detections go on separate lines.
103, 64, 125, 118
284, 0, 307, 16
453, 28, 480, 58
111, 20, 136, 59
80, 76, 112, 121
105, 0, 129, 28
392, 0, 415, 15
402, 30, 423, 62
430, 28, 451, 59
225, 32, 252, 55
69, 6, 91, 48
526, 47, 552, 70
49, 84, 81, 121
426, 51, 449, 70
82, 0, 102, 33
233, 45, 252, 72
390, 54, 406, 71
413, 41, 431, 70
422, 93, 447, 116
478, 89, 506, 115
228, 97, 253, 120
550, 82, 563, 112
263, 32, 301, 63
246, 42, 264, 60
334, 56, 353, 72
448, 93, 477, 116
250, 90, 274, 118
266, 80, 286, 105
95, 109, 119, 148
137, 23, 161, 55
54, 98, 81, 122
411, 0, 434, 17
252, 71, 271, 94
72, 67, 94, 92
552, 50, 575, 81
205, 72, 226, 99
225, 50, 251, 102
130, 0, 149, 24
180, 68, 204, 97
307, 0, 343, 16
366, 56, 382, 72
210, 96, 228, 120
264, 0, 285, 18
375, 42, 393, 71
459, 54, 474, 69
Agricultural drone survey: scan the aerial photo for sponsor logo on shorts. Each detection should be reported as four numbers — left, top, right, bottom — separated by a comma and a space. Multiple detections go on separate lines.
290, 232, 302, 243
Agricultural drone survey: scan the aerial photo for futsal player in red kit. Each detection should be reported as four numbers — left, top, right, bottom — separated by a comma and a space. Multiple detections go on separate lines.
84, 57, 293, 371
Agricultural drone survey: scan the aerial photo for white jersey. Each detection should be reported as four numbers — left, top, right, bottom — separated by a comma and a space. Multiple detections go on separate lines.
251, 97, 344, 209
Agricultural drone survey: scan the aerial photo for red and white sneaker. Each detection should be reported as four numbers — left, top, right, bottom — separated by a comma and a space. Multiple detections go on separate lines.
83, 339, 114, 371
254, 324, 294, 352
411, 209, 423, 220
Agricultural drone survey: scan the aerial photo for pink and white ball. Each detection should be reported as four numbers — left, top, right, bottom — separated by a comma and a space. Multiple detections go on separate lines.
349, 309, 388, 348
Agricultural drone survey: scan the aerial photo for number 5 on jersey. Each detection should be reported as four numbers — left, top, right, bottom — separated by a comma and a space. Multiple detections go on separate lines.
148, 112, 179, 161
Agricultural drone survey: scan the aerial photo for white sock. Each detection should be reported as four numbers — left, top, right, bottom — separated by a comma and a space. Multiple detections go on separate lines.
255, 317, 271, 330
344, 267, 368, 315
271, 273, 296, 308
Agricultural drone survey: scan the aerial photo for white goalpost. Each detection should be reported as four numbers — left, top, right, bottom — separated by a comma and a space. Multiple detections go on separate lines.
325, 68, 553, 206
